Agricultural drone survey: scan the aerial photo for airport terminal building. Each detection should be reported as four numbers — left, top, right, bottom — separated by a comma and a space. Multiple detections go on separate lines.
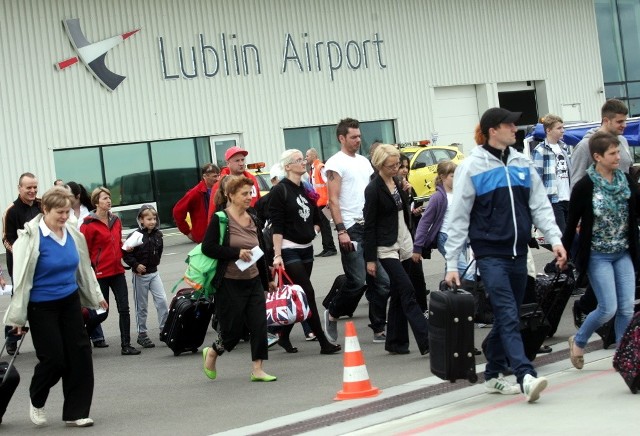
0, 0, 629, 238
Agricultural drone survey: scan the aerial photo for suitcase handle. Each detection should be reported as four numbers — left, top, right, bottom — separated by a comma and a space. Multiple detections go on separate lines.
0, 326, 29, 385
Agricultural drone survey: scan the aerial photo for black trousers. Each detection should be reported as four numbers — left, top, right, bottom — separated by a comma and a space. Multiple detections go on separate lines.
28, 292, 94, 421
408, 259, 429, 312
277, 261, 333, 348
318, 209, 336, 251
380, 258, 429, 354
214, 277, 268, 361
97, 274, 132, 347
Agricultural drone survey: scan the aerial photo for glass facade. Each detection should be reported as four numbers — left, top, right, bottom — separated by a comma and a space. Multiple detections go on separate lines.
596, 0, 640, 116
283, 120, 396, 160
53, 137, 211, 229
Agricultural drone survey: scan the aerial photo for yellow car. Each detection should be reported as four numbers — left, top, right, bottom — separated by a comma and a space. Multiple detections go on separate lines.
246, 162, 272, 197
400, 144, 464, 201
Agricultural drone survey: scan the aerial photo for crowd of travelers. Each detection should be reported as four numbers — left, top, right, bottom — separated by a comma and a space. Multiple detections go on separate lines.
1, 99, 638, 426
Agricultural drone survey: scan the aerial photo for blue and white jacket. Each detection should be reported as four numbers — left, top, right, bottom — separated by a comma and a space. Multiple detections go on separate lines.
531, 139, 571, 203
444, 145, 562, 271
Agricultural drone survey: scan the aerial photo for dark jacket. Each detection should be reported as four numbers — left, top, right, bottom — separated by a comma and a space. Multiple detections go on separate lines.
122, 229, 163, 274
201, 210, 270, 290
363, 175, 411, 262
268, 178, 320, 244
2, 197, 42, 276
562, 172, 640, 272
413, 184, 447, 253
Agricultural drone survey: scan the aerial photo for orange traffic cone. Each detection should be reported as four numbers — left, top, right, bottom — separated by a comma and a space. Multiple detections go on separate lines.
334, 321, 381, 400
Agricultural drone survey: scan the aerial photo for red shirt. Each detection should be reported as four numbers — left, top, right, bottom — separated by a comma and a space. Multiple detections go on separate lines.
207, 168, 261, 223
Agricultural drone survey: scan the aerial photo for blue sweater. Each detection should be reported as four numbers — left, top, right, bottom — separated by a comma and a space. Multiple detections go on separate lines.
30, 230, 79, 302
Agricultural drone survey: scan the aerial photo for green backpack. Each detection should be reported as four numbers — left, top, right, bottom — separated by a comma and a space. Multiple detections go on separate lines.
173, 211, 228, 298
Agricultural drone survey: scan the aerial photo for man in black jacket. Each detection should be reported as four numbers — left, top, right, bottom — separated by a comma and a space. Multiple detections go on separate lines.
2, 172, 41, 354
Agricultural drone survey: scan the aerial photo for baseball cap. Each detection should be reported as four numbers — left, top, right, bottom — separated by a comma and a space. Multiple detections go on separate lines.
269, 164, 283, 181
480, 108, 522, 135
224, 146, 249, 161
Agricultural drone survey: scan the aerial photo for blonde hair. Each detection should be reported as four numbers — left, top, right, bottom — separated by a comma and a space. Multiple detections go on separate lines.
541, 114, 563, 133
41, 186, 74, 211
280, 149, 303, 175
435, 160, 457, 185
371, 144, 400, 170
90, 187, 111, 207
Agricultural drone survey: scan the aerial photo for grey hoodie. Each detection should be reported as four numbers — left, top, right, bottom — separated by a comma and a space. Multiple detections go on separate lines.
570, 127, 632, 190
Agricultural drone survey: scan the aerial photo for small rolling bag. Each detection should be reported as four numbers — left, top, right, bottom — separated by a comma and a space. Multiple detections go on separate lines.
160, 288, 214, 356
0, 327, 29, 423
535, 270, 575, 338
322, 274, 366, 318
613, 311, 640, 394
428, 284, 478, 383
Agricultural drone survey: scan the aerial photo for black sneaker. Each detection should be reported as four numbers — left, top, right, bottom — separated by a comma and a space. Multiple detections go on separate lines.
137, 335, 155, 348
322, 249, 337, 257
6, 341, 17, 356
121, 345, 141, 355
92, 340, 109, 348
572, 300, 586, 329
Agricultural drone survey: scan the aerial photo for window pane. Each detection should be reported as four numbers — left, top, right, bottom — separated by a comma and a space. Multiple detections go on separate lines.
413, 149, 435, 169
432, 148, 455, 163
53, 147, 103, 193
618, 0, 640, 81
284, 127, 322, 158
360, 120, 396, 156
595, 0, 625, 82
150, 139, 199, 229
102, 143, 152, 206
195, 137, 212, 168
628, 99, 640, 117
605, 83, 627, 99
320, 126, 342, 159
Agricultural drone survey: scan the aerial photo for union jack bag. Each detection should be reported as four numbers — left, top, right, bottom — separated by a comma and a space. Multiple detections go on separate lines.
265, 267, 311, 327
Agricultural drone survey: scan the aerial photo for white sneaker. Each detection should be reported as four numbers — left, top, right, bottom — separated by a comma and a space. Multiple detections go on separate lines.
66, 418, 94, 427
29, 401, 47, 426
323, 310, 338, 343
522, 374, 548, 403
484, 376, 521, 395
266, 333, 278, 348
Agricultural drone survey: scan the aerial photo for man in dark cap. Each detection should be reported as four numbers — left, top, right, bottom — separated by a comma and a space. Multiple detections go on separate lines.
444, 107, 567, 403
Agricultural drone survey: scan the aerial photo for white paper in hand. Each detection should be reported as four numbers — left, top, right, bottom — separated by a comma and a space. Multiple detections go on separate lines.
0, 285, 13, 296
235, 246, 264, 272
122, 231, 144, 250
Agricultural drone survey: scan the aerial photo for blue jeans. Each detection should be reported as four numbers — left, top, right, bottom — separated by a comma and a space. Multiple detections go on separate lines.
437, 232, 474, 280
575, 250, 635, 348
477, 256, 535, 387
329, 223, 389, 333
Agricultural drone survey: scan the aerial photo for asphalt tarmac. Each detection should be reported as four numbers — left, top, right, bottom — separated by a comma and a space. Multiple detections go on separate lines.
0, 231, 618, 435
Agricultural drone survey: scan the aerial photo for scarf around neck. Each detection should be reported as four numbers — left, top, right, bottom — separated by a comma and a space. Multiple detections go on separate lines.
587, 164, 630, 209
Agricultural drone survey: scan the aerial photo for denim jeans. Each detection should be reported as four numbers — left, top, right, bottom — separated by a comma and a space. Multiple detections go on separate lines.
477, 256, 535, 386
575, 250, 635, 348
437, 232, 474, 280
330, 223, 389, 333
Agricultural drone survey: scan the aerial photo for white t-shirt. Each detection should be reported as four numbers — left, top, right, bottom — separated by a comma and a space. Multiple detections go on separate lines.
549, 143, 570, 202
324, 151, 373, 229
440, 192, 454, 234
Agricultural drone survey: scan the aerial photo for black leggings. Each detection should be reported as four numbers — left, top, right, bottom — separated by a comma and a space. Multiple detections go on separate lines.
278, 261, 334, 348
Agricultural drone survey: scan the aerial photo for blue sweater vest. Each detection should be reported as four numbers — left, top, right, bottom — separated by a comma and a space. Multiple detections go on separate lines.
30, 230, 80, 302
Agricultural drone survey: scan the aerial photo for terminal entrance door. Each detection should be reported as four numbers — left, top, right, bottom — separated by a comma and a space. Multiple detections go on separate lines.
210, 134, 242, 169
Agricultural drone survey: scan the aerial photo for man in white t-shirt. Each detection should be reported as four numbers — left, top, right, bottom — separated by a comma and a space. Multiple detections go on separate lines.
322, 118, 390, 343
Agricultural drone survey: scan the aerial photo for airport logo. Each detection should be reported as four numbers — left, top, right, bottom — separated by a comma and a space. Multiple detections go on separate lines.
55, 18, 139, 91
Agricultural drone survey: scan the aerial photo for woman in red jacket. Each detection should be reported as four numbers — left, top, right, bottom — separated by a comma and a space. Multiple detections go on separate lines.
81, 187, 140, 355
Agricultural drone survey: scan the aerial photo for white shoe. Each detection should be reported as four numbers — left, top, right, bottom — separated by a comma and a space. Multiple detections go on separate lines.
66, 418, 94, 427
522, 374, 548, 403
485, 376, 521, 395
266, 333, 278, 348
29, 401, 47, 426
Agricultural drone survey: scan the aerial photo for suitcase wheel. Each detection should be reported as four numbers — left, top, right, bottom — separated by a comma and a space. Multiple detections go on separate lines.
191, 348, 198, 354
173, 351, 181, 356
348, 313, 354, 318
468, 371, 478, 384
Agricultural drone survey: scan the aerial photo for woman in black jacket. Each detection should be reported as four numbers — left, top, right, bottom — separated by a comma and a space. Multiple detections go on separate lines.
364, 144, 429, 355
200, 176, 277, 382
270, 149, 341, 355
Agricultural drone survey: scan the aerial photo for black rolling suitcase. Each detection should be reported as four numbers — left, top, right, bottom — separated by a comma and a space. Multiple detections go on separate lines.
0, 327, 29, 423
322, 274, 366, 318
160, 288, 214, 356
535, 270, 575, 337
428, 284, 478, 383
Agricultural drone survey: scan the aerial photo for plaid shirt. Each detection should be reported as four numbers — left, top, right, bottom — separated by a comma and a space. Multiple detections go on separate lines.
531, 140, 571, 203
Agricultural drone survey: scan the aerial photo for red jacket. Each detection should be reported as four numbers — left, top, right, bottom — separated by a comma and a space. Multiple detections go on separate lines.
207, 168, 261, 223
172, 180, 210, 243
80, 212, 125, 279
